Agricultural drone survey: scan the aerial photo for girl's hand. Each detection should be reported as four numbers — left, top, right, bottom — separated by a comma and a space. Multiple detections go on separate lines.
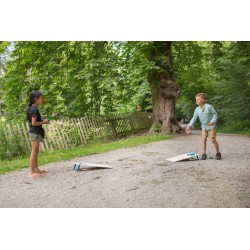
208, 122, 214, 126
43, 119, 50, 124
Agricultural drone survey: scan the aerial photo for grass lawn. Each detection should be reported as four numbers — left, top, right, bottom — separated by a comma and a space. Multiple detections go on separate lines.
0, 134, 172, 175
218, 128, 250, 135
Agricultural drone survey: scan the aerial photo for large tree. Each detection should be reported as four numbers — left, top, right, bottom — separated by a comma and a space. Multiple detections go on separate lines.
122, 41, 181, 134
147, 42, 180, 134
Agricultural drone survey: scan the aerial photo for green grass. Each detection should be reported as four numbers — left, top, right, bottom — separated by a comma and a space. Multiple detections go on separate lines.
218, 120, 250, 135
0, 134, 172, 175
218, 128, 250, 135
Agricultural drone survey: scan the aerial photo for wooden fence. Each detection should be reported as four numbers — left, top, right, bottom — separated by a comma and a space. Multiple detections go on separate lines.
0, 112, 153, 159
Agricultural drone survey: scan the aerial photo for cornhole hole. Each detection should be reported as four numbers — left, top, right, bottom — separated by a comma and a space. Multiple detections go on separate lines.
166, 151, 199, 162
72, 161, 113, 171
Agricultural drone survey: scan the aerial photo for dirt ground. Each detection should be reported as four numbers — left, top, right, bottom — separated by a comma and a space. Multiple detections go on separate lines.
0, 130, 250, 208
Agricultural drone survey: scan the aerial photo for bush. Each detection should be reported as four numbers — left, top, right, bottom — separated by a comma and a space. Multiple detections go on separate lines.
149, 124, 162, 133
219, 119, 250, 134
0, 123, 29, 160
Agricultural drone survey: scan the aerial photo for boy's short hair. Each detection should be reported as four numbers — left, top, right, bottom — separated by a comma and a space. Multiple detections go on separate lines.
196, 93, 205, 99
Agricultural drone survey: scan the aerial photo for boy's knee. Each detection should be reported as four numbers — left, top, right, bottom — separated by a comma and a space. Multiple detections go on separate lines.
202, 136, 207, 142
211, 137, 216, 143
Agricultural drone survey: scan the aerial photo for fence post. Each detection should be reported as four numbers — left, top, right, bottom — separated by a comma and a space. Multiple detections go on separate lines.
55, 120, 68, 149
108, 117, 118, 138
77, 118, 87, 144
21, 122, 31, 151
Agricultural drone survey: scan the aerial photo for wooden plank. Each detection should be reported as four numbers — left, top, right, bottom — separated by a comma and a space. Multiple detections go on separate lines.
13, 122, 26, 153
78, 118, 87, 144
39, 141, 45, 151
85, 116, 97, 140
41, 125, 50, 151
54, 120, 64, 148
92, 117, 101, 140
43, 137, 49, 151
82, 116, 90, 141
98, 116, 109, 139
44, 125, 54, 151
66, 119, 73, 146
77, 118, 87, 144
45, 122, 53, 150
55, 120, 66, 148
128, 115, 135, 132
102, 117, 109, 138
83, 116, 90, 132
6, 124, 13, 139
21, 122, 31, 151
70, 118, 81, 145
107, 116, 118, 138
69, 118, 76, 145
74, 118, 84, 144
116, 115, 132, 135
96, 117, 105, 139
77, 118, 86, 143
142, 113, 148, 128
65, 118, 73, 146
73, 162, 113, 171
61, 118, 71, 146
56, 120, 68, 149
16, 123, 23, 141
59, 120, 69, 148
89, 116, 98, 140
50, 121, 61, 149
80, 117, 88, 144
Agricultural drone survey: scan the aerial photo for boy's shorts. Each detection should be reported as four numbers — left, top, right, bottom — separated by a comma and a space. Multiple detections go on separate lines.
29, 133, 44, 142
202, 129, 216, 138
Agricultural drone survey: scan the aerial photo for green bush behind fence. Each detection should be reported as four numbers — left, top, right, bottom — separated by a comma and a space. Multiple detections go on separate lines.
0, 112, 153, 160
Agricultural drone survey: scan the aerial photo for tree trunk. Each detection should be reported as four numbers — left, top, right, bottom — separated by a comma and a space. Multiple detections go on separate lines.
147, 42, 181, 134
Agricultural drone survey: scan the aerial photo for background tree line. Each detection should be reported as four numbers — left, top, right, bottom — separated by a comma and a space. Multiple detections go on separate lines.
0, 41, 249, 132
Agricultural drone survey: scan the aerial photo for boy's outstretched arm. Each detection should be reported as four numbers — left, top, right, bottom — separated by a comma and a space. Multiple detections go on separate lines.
186, 110, 198, 134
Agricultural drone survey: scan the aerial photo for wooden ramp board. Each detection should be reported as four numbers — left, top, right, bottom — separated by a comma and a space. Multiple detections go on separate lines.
72, 162, 113, 171
166, 152, 199, 162
79, 163, 113, 169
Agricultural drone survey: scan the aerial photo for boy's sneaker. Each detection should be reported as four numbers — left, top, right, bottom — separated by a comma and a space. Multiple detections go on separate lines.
215, 152, 221, 160
201, 154, 207, 160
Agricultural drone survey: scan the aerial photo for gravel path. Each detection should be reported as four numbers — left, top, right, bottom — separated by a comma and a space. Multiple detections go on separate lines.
0, 131, 250, 208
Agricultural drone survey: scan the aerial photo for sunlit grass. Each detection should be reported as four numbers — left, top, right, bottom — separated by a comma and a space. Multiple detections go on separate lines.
0, 134, 172, 175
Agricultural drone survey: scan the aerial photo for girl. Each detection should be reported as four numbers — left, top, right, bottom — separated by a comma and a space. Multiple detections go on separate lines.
26, 90, 50, 178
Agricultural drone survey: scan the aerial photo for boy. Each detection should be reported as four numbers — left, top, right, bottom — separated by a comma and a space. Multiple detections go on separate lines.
185, 93, 221, 160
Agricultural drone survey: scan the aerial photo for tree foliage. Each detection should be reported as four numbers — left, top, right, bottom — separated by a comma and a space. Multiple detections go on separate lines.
0, 41, 249, 131
210, 42, 250, 124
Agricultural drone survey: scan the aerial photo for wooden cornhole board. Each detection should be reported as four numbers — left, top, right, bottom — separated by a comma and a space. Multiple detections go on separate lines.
73, 162, 113, 171
166, 152, 199, 162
